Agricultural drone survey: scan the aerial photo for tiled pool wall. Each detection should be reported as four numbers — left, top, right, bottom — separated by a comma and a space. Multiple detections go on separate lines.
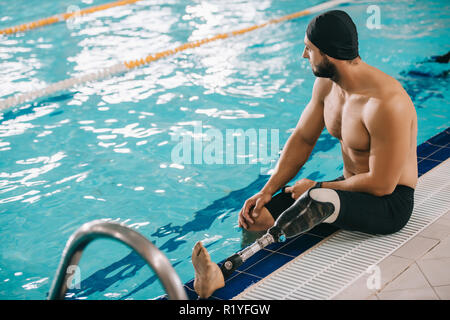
166, 126, 450, 300
417, 128, 450, 176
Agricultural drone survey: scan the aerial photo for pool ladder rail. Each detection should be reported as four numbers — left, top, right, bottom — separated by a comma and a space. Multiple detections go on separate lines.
47, 220, 188, 300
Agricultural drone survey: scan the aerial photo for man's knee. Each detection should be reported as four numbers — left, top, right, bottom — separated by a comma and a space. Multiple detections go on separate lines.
245, 206, 275, 232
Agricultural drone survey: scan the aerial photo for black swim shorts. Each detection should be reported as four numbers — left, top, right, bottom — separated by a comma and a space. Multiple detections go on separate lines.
264, 175, 414, 235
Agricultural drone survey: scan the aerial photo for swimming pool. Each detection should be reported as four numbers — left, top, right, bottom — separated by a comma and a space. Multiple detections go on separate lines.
0, 0, 449, 300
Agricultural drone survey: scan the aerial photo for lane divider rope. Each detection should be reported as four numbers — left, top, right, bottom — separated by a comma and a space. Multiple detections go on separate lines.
0, 0, 349, 112
0, 0, 142, 35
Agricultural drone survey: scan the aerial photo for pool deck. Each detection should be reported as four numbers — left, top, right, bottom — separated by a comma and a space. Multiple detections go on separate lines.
334, 162, 450, 300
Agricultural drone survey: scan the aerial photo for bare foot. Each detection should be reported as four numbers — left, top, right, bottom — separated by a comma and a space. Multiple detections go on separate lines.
192, 241, 225, 298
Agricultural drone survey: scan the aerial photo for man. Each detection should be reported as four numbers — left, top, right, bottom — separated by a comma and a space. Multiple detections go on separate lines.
192, 9, 417, 299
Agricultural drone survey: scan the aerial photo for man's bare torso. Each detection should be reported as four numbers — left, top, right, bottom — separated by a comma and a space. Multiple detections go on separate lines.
321, 66, 418, 189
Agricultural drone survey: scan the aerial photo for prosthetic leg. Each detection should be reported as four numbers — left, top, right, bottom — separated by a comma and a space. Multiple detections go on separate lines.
220, 184, 339, 278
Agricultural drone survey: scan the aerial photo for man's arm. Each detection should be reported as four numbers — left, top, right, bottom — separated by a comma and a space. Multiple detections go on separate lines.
261, 78, 330, 195
322, 95, 412, 196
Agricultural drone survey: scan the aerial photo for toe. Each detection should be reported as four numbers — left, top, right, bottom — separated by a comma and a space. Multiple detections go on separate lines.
192, 241, 202, 258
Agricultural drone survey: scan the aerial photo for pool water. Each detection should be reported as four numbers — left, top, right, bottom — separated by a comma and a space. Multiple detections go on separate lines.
0, 0, 449, 299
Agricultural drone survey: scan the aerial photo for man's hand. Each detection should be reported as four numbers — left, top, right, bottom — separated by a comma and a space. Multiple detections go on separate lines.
284, 178, 316, 199
238, 192, 272, 229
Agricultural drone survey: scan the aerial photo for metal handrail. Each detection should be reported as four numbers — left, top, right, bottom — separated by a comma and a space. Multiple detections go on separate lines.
47, 220, 188, 300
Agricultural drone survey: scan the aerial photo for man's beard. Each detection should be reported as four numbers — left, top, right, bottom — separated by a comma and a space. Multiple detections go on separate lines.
312, 56, 337, 80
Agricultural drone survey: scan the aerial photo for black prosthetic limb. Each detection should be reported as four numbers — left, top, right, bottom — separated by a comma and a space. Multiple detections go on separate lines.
268, 183, 335, 242
219, 253, 242, 279
219, 184, 335, 279
219, 231, 274, 279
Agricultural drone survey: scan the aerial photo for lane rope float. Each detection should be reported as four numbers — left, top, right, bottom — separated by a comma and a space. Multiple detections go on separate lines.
0, 0, 142, 35
0, 0, 349, 112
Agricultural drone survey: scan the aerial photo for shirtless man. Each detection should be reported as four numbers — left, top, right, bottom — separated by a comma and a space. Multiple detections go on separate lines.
192, 10, 417, 299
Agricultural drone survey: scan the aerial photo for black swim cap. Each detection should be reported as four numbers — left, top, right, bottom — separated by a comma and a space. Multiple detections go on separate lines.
306, 10, 359, 60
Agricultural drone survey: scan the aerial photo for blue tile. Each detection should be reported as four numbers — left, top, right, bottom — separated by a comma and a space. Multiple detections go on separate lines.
231, 247, 272, 271
427, 130, 450, 147
277, 234, 323, 257
185, 288, 221, 300
307, 223, 340, 238
183, 287, 199, 300
428, 147, 450, 162
418, 159, 440, 175
417, 142, 440, 158
263, 239, 288, 251
184, 279, 195, 291
211, 272, 261, 300
262, 233, 307, 251
241, 252, 293, 278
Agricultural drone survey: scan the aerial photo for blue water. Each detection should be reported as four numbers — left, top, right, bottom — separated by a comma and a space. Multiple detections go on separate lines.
0, 0, 449, 299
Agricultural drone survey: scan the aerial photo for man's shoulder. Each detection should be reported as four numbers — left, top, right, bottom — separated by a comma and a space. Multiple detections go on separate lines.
363, 87, 414, 130
311, 77, 333, 101
367, 84, 412, 112
367, 66, 410, 103
364, 67, 412, 109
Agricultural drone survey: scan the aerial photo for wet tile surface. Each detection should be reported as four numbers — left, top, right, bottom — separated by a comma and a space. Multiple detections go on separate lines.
417, 129, 450, 177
